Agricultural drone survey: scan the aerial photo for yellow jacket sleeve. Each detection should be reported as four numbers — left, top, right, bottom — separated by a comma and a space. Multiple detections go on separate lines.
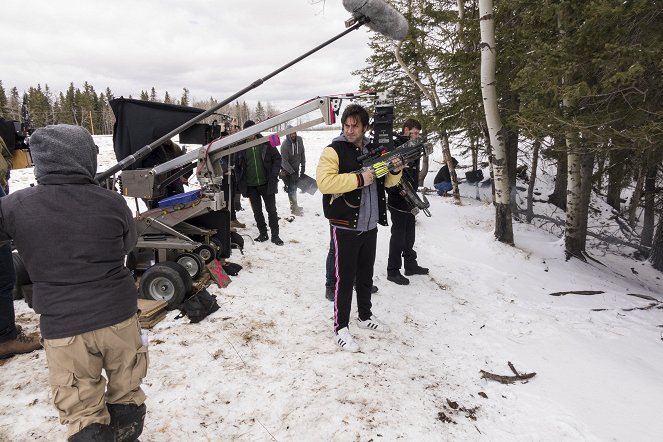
316, 146, 361, 194
384, 169, 402, 188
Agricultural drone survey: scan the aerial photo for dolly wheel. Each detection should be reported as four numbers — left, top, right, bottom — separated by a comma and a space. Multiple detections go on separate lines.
176, 253, 205, 279
139, 263, 190, 308
193, 244, 216, 264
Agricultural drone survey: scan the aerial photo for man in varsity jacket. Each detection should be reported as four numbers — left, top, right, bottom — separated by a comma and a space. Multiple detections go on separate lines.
316, 104, 403, 352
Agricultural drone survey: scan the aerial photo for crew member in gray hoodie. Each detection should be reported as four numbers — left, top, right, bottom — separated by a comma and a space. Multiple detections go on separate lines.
279, 125, 306, 215
0, 125, 147, 442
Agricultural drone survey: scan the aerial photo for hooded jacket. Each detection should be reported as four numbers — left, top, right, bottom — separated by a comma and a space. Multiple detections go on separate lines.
316, 133, 401, 231
0, 125, 138, 339
280, 134, 306, 178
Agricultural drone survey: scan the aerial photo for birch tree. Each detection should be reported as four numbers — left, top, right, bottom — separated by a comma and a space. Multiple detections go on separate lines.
479, 0, 512, 244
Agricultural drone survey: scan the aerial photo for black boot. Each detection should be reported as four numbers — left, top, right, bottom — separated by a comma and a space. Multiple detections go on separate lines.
404, 265, 429, 276
270, 228, 283, 245
387, 271, 410, 285
108, 403, 147, 442
255, 232, 269, 242
68, 423, 114, 442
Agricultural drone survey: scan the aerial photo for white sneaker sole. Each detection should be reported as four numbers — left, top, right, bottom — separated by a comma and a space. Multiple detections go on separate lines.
334, 336, 360, 352
356, 319, 390, 333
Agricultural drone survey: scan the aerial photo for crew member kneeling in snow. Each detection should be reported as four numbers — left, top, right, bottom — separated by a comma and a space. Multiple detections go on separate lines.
0, 125, 148, 441
316, 104, 403, 352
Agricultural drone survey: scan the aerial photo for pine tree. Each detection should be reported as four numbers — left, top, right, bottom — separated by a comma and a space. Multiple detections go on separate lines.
8, 87, 21, 120
181, 88, 190, 106
255, 101, 266, 122
0, 81, 7, 118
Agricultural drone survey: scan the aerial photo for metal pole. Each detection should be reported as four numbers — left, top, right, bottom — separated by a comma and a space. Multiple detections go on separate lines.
95, 18, 366, 183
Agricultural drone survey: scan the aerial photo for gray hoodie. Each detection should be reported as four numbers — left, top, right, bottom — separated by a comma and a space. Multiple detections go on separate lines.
0, 125, 138, 339
330, 133, 380, 232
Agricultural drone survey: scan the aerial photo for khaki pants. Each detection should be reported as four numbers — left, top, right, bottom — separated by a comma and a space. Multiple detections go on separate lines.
43, 315, 148, 437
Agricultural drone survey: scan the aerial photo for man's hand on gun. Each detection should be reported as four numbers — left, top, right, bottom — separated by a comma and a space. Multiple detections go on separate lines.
390, 157, 404, 173
358, 168, 374, 187
357, 156, 404, 188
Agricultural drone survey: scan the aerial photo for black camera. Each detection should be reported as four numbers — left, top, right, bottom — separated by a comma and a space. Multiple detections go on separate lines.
371, 92, 395, 153
0, 118, 30, 153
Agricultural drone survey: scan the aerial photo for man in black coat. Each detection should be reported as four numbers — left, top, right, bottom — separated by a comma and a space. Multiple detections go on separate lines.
386, 118, 429, 285
235, 120, 284, 245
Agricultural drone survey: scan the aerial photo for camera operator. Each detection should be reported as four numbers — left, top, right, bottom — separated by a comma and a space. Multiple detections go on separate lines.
0, 131, 42, 360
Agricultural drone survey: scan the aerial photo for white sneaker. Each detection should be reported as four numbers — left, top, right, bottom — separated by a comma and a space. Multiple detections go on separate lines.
335, 327, 360, 352
356, 315, 390, 333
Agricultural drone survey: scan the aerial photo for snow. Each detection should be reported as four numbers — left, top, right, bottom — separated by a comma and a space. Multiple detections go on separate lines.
1, 131, 662, 441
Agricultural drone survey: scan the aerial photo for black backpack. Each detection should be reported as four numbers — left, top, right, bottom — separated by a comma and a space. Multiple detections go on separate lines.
175, 290, 219, 323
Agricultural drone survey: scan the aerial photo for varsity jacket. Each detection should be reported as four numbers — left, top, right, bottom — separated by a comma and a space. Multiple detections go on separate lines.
316, 134, 401, 230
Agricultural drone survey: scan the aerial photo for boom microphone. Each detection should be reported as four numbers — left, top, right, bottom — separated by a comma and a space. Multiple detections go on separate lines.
97, 0, 409, 182
343, 0, 409, 41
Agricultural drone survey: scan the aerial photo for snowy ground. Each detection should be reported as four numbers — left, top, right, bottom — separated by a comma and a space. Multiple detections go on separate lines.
1, 131, 662, 441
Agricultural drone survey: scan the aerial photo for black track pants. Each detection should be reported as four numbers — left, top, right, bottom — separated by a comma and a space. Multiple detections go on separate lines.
330, 226, 377, 333
387, 208, 418, 273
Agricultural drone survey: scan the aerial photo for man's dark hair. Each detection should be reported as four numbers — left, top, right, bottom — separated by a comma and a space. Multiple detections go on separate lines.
402, 118, 422, 131
341, 104, 369, 128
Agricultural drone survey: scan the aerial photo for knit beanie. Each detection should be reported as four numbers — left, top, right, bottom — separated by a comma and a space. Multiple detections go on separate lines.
30, 124, 98, 180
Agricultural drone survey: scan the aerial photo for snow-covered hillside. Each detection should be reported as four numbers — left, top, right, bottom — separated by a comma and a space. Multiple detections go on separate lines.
1, 131, 661, 441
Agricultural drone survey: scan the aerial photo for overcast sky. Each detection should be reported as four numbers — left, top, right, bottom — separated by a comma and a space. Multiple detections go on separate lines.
5, 0, 373, 111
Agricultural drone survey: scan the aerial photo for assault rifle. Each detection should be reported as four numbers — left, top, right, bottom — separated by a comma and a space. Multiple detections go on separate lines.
358, 137, 433, 178
359, 137, 433, 216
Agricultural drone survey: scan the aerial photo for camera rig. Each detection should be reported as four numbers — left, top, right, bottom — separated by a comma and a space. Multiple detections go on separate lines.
0, 104, 34, 170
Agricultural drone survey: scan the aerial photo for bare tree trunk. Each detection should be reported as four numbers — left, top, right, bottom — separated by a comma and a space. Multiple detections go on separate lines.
441, 132, 461, 204
419, 153, 429, 187
471, 135, 479, 171
394, 39, 441, 189
565, 132, 585, 260
641, 151, 658, 246
627, 154, 645, 228
606, 149, 627, 212
649, 215, 663, 271
579, 148, 595, 247
547, 137, 566, 210
526, 140, 541, 223
594, 151, 607, 191
483, 123, 496, 205
480, 0, 513, 244
506, 126, 520, 220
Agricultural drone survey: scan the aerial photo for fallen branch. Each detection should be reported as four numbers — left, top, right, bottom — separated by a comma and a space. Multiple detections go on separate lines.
549, 290, 604, 297
480, 362, 536, 384
622, 302, 662, 312
626, 293, 661, 302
